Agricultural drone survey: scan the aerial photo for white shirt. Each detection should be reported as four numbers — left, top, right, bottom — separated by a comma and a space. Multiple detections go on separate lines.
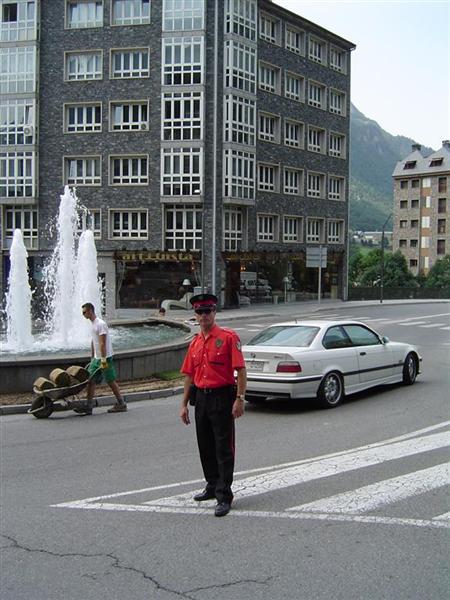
91, 317, 113, 359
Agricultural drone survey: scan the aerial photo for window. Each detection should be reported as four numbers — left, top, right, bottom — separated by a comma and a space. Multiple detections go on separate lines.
438, 177, 447, 193
329, 132, 345, 158
4, 206, 38, 249
223, 148, 255, 200
66, 1, 103, 29
285, 25, 305, 55
424, 256, 430, 270
322, 326, 350, 350
163, 36, 203, 85
110, 210, 148, 238
285, 72, 305, 102
1, 151, 35, 197
329, 89, 346, 116
225, 0, 256, 41
410, 259, 418, 268
399, 239, 407, 248
421, 236, 429, 248
111, 0, 150, 26
65, 50, 102, 80
421, 216, 430, 228
411, 179, 419, 188
308, 126, 325, 153
430, 158, 443, 167
0, 46, 36, 93
65, 156, 101, 186
437, 239, 446, 255
410, 219, 418, 228
411, 199, 419, 209
259, 12, 280, 44
224, 94, 255, 145
283, 216, 302, 242
65, 103, 101, 133
110, 155, 148, 185
163, 0, 204, 31
258, 112, 280, 143
307, 172, 325, 198
258, 163, 278, 192
111, 48, 149, 78
438, 198, 447, 213
284, 119, 304, 148
404, 161, 416, 170
257, 214, 278, 242
223, 207, 244, 251
422, 177, 431, 187
111, 101, 148, 131
308, 81, 326, 109
399, 219, 407, 229
78, 208, 101, 238
330, 45, 346, 73
162, 91, 202, 140
224, 40, 256, 93
306, 218, 324, 243
400, 200, 408, 209
343, 325, 381, 347
259, 62, 280, 94
400, 180, 408, 189
328, 176, 344, 200
327, 220, 344, 243
284, 168, 302, 195
423, 195, 431, 209
1, 0, 36, 42
437, 219, 446, 234
308, 35, 326, 64
165, 204, 202, 250
410, 239, 418, 248
0, 98, 35, 144
162, 147, 202, 195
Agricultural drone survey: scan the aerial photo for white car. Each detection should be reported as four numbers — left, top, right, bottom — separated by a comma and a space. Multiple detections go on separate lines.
243, 320, 421, 409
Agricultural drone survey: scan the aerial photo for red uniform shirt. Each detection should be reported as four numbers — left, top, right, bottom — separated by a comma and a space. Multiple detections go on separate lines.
181, 324, 245, 388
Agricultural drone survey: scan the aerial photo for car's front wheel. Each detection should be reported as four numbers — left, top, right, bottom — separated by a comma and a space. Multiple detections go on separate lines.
317, 371, 344, 409
402, 353, 417, 385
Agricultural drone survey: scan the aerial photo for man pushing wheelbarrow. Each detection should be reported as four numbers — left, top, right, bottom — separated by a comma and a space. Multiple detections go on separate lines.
80, 302, 127, 415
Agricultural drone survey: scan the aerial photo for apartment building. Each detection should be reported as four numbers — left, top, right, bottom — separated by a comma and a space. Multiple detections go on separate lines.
1, 1, 355, 313
392, 141, 450, 275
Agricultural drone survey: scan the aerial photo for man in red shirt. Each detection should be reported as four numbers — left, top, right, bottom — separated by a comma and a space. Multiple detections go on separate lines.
180, 293, 247, 517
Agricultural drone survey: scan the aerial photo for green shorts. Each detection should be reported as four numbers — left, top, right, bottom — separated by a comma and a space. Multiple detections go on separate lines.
88, 357, 117, 384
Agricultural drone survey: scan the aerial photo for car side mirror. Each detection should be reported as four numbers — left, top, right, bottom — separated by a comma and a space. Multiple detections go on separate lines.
381, 336, 390, 344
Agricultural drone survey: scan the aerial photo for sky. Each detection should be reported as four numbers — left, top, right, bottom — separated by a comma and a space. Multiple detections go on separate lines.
274, 0, 450, 150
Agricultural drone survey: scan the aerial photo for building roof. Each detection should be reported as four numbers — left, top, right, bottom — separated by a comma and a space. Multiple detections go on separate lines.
392, 141, 450, 177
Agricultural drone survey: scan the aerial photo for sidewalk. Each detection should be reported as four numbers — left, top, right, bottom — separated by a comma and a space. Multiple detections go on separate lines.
2, 298, 448, 416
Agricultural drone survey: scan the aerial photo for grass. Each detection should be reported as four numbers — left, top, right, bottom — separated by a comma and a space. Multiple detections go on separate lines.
152, 370, 183, 381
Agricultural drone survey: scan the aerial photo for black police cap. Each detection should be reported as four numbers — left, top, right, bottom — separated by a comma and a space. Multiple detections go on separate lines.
189, 293, 218, 308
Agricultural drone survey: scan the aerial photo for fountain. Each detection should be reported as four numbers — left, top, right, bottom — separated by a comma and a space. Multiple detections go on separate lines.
1, 187, 192, 393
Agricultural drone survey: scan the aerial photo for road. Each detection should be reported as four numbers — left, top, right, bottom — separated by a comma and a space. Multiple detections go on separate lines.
1, 302, 449, 600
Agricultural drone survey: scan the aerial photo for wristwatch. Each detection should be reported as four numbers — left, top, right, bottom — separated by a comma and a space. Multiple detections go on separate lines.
236, 394, 245, 401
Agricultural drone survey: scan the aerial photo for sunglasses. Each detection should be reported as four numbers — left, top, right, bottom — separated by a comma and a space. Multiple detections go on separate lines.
195, 307, 214, 315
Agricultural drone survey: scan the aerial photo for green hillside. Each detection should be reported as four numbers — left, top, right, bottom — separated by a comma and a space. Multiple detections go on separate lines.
349, 104, 434, 231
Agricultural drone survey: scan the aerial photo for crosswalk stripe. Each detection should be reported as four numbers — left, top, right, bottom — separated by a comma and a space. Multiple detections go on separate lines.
145, 431, 450, 507
399, 321, 427, 326
419, 323, 447, 328
288, 463, 450, 514
441, 326, 450, 331
433, 511, 450, 521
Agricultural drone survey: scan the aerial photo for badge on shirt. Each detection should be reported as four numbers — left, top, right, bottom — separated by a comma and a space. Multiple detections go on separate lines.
215, 338, 223, 348
236, 341, 241, 350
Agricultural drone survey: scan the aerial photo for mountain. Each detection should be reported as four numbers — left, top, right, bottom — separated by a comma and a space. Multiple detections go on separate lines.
349, 104, 434, 231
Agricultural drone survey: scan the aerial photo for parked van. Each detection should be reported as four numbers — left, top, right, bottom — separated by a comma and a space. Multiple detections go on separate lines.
240, 271, 257, 291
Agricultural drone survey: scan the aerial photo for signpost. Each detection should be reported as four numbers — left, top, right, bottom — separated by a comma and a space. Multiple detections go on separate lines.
306, 246, 327, 304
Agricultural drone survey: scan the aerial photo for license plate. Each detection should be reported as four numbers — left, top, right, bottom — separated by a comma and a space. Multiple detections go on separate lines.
246, 360, 264, 372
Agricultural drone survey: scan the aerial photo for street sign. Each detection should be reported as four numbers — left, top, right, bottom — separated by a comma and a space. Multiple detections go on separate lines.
306, 246, 327, 268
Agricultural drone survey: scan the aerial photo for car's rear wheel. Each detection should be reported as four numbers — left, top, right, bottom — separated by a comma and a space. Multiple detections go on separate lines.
317, 371, 344, 409
402, 353, 417, 385
245, 395, 266, 405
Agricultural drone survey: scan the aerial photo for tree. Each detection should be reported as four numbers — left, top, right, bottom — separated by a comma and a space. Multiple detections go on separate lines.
425, 255, 450, 288
352, 249, 416, 288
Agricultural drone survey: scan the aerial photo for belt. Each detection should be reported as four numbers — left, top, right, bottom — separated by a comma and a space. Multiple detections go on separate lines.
197, 385, 233, 394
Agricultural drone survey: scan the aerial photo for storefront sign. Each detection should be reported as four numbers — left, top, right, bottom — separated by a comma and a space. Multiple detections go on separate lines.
115, 251, 198, 263
223, 251, 306, 263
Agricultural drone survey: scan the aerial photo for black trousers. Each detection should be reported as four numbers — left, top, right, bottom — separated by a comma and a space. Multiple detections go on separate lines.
195, 386, 235, 504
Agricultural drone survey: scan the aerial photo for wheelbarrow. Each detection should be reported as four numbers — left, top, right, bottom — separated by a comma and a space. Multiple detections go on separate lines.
28, 367, 101, 419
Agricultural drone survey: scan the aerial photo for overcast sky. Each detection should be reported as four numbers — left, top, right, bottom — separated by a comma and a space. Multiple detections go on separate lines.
274, 0, 449, 150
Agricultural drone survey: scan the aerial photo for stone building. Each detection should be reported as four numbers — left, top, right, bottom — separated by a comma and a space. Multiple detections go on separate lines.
392, 141, 450, 275
1, 0, 355, 314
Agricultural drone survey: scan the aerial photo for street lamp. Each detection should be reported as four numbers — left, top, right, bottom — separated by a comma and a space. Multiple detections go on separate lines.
380, 214, 392, 304
193, 189, 203, 293
182, 278, 191, 309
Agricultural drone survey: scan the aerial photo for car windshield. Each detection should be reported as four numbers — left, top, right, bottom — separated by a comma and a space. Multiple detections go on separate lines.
247, 325, 319, 347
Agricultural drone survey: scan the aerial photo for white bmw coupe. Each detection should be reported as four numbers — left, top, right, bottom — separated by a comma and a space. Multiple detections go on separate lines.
243, 320, 421, 409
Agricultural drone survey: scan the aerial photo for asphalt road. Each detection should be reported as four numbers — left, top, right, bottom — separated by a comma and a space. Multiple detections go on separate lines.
1, 302, 449, 600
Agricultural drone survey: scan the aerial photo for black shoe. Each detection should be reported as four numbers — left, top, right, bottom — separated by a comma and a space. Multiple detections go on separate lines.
193, 489, 216, 502
214, 502, 231, 517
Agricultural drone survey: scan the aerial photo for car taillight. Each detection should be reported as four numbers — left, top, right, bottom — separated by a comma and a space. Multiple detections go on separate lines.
276, 361, 302, 373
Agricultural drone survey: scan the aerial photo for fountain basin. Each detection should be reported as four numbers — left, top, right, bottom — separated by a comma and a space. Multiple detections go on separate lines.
0, 319, 193, 394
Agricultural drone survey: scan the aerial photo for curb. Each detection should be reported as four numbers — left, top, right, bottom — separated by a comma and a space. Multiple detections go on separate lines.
0, 385, 184, 416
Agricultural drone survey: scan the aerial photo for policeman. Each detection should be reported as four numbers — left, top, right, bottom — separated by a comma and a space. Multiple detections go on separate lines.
180, 293, 247, 517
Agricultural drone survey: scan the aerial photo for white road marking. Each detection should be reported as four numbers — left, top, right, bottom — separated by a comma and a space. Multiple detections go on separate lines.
398, 321, 427, 326
288, 463, 450, 514
419, 323, 447, 328
441, 326, 450, 331
433, 511, 450, 522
